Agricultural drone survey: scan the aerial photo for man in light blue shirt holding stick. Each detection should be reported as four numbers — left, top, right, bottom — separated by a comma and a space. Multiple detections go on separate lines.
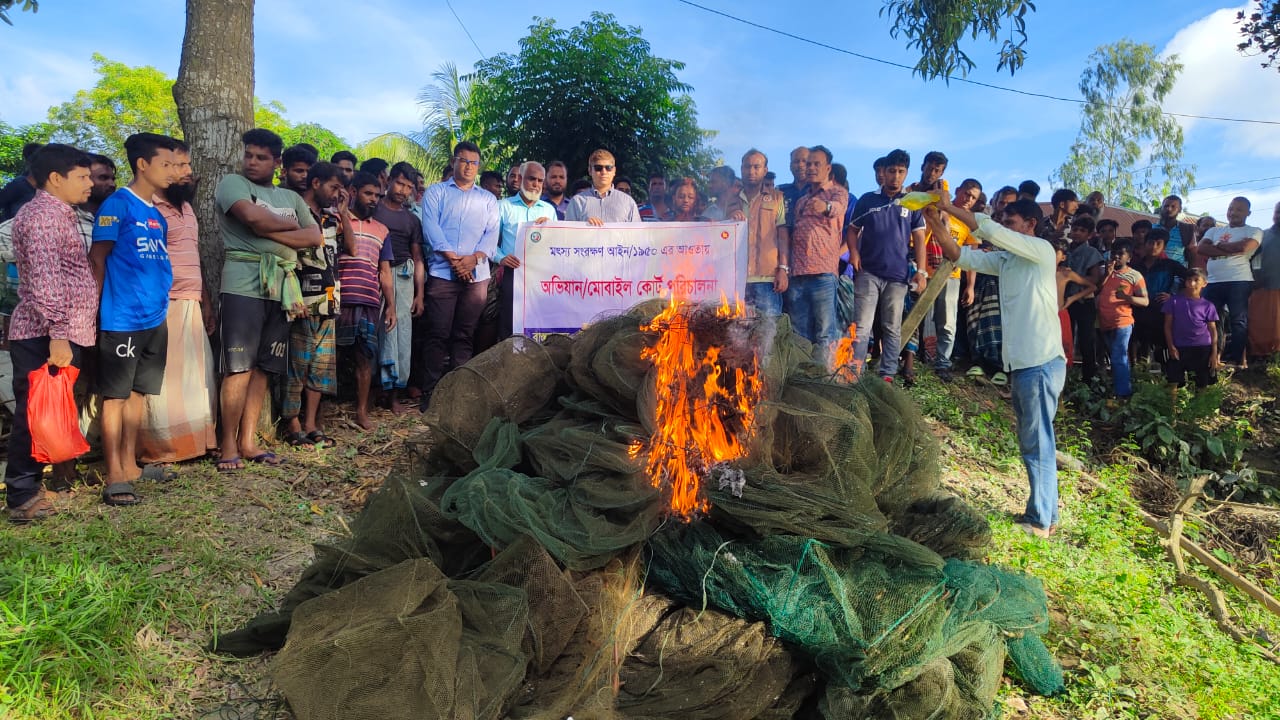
925, 191, 1066, 539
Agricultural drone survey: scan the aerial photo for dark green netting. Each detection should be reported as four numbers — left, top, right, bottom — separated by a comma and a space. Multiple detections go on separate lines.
213, 306, 1062, 719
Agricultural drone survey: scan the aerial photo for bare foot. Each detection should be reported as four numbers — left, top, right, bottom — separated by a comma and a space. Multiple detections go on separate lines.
390, 398, 410, 415
355, 411, 373, 430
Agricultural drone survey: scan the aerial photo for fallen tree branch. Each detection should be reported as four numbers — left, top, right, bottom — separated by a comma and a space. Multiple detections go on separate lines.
1159, 476, 1280, 665
1068, 464, 1280, 662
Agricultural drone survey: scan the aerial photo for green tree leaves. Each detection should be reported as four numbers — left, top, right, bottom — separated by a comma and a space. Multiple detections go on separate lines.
1237, 0, 1280, 70
1053, 41, 1194, 211
44, 54, 350, 173
880, 0, 1036, 79
0, 118, 53, 180
469, 13, 718, 181
47, 53, 181, 167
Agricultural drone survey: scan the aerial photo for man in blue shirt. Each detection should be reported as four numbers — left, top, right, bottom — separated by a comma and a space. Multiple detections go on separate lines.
419, 141, 500, 405
846, 148, 928, 381
496, 161, 555, 339
89, 132, 179, 506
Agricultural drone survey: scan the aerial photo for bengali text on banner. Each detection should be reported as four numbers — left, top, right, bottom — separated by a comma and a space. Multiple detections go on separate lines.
513, 220, 748, 335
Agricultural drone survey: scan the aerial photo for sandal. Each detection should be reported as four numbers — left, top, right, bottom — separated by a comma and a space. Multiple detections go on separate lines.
8, 492, 55, 524
246, 452, 286, 467
284, 431, 312, 447
102, 482, 141, 507
140, 465, 178, 482
216, 456, 244, 473
304, 431, 336, 448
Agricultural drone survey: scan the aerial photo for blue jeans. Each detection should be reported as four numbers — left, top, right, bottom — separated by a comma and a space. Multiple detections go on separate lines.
1105, 324, 1134, 397
1204, 281, 1252, 364
933, 276, 961, 369
783, 273, 838, 363
852, 272, 908, 377
1010, 356, 1066, 530
745, 281, 783, 318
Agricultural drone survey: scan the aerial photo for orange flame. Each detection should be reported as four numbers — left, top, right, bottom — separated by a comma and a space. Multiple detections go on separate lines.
832, 323, 860, 383
636, 293, 763, 521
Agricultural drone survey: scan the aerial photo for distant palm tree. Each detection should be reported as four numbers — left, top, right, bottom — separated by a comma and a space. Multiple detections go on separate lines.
358, 62, 502, 182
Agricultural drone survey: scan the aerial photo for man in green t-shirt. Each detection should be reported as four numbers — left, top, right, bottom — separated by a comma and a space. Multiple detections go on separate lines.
213, 128, 321, 472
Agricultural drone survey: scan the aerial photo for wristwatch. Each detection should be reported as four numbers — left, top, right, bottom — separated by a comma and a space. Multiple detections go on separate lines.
777, 264, 790, 274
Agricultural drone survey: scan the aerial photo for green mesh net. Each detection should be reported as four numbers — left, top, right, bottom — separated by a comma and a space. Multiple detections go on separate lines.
213, 303, 1063, 719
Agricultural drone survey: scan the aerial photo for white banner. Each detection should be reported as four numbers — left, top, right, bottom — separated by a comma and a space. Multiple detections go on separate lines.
513, 221, 748, 335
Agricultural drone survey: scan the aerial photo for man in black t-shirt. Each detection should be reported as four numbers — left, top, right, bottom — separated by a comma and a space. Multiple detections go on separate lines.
372, 162, 425, 412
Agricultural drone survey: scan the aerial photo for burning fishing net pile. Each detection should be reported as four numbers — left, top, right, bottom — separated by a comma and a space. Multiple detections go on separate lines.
214, 298, 1064, 719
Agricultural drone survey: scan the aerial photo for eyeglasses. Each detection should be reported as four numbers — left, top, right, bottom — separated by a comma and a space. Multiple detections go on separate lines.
455, 158, 480, 167
592, 164, 615, 172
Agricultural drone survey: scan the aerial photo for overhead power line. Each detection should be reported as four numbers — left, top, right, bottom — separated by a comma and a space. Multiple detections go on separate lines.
675, 0, 1280, 127
444, 0, 485, 59
1193, 175, 1280, 191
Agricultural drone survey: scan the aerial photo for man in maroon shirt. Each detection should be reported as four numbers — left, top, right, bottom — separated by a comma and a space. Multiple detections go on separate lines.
6, 144, 97, 524
784, 145, 846, 365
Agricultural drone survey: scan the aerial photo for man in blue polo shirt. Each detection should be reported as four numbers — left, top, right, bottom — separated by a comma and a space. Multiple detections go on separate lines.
846, 148, 928, 381
90, 132, 179, 506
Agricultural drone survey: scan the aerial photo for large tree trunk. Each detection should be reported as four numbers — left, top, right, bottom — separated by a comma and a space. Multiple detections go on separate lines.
173, 0, 254, 304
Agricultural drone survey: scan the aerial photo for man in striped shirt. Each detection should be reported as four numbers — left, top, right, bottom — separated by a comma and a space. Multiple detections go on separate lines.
336, 171, 395, 429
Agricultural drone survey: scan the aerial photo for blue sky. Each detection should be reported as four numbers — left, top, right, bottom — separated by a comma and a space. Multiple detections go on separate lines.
2, 1, 1279, 220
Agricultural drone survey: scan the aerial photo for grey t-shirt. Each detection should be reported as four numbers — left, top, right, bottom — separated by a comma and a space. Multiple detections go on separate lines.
1255, 226, 1280, 289
566, 187, 639, 223
1066, 240, 1103, 299
214, 174, 315, 299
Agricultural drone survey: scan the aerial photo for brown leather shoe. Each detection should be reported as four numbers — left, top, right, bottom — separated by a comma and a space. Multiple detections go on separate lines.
8, 491, 56, 525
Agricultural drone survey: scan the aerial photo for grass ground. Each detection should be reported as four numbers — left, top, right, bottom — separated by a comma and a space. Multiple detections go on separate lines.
3, 371, 1280, 718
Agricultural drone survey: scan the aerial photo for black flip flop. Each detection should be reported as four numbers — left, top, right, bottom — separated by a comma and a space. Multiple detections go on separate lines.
102, 482, 141, 506
304, 431, 337, 448
140, 465, 178, 482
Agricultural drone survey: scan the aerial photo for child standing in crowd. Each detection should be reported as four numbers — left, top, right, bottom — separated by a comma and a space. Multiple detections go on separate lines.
1163, 269, 1220, 392
1053, 239, 1097, 367
1096, 240, 1148, 399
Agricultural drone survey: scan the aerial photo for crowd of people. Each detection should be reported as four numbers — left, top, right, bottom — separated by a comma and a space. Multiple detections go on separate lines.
1, 131, 1277, 539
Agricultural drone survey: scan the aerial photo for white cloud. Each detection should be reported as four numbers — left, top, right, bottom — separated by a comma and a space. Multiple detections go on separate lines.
0, 46, 96, 124
1162, 4, 1280, 158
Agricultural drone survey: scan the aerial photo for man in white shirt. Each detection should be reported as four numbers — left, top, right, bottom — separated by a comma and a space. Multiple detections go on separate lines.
926, 191, 1065, 539
1197, 196, 1263, 366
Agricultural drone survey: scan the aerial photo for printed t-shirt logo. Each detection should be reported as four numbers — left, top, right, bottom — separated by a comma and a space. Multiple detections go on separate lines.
147, 218, 162, 230
98, 215, 118, 227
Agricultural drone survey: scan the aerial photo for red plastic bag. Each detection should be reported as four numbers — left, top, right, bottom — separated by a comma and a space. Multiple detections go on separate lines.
28, 363, 90, 464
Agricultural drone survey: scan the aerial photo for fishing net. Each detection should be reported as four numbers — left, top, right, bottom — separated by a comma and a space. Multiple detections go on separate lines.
215, 301, 1063, 719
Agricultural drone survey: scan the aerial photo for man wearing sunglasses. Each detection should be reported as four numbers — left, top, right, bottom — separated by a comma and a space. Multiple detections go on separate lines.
566, 149, 639, 225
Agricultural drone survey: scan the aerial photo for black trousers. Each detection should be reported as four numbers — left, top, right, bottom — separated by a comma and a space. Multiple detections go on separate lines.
1165, 345, 1214, 389
5, 336, 83, 508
